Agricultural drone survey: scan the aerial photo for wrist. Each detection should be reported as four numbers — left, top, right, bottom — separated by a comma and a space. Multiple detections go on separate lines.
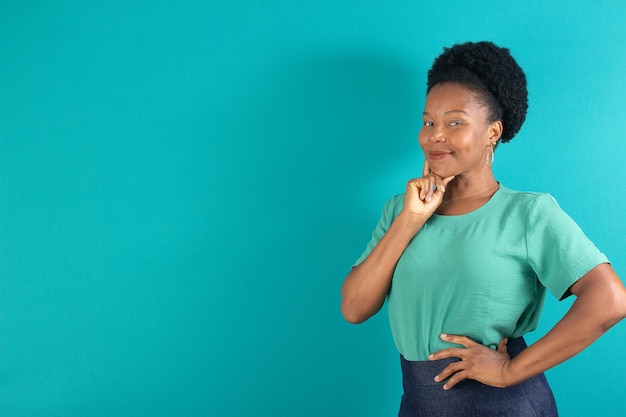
501, 358, 525, 387
394, 211, 427, 235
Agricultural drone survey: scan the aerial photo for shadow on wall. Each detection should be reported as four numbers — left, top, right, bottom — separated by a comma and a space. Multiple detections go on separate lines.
206, 49, 427, 416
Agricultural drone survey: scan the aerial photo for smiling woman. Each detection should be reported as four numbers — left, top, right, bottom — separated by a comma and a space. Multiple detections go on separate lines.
341, 41, 626, 417
420, 83, 501, 190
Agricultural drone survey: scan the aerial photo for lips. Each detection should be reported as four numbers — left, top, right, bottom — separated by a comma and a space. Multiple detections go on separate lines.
427, 151, 452, 160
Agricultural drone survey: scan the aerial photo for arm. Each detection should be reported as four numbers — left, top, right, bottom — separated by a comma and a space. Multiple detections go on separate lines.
505, 263, 626, 383
341, 212, 424, 324
341, 163, 454, 324
430, 263, 626, 389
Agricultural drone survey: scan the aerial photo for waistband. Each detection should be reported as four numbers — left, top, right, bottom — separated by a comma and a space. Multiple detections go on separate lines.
400, 337, 528, 384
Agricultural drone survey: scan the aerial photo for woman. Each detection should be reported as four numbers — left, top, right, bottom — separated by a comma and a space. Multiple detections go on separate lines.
341, 41, 626, 416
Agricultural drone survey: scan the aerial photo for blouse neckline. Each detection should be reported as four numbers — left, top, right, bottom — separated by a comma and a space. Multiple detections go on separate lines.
426, 183, 506, 226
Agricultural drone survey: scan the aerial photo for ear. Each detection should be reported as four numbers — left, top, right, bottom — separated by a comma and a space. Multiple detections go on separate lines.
488, 120, 503, 143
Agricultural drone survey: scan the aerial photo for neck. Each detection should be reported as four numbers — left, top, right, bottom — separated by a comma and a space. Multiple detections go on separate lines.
436, 172, 499, 215
444, 173, 498, 202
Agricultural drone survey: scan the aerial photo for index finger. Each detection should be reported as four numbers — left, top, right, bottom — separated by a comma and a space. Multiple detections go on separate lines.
428, 347, 467, 361
422, 159, 431, 177
440, 333, 479, 348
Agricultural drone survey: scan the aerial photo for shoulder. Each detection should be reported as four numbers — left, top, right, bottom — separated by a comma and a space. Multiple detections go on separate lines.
497, 185, 560, 214
381, 193, 405, 217
498, 186, 585, 239
490, 186, 571, 232
386, 193, 405, 206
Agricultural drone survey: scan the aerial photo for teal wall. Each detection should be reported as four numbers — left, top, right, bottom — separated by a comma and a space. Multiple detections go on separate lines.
1, 1, 625, 416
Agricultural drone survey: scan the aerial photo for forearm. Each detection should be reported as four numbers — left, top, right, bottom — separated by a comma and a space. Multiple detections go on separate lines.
506, 265, 626, 385
341, 213, 425, 323
342, 170, 454, 324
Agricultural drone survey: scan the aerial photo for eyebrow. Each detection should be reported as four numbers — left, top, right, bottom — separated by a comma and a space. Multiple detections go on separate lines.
423, 109, 468, 116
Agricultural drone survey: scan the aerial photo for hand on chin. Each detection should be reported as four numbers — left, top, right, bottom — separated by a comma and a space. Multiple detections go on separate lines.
428, 166, 455, 180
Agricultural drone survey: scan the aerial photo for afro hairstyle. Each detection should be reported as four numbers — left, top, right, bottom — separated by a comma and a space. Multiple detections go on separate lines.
427, 41, 528, 143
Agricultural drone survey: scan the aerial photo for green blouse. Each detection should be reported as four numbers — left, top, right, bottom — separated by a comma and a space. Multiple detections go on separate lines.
354, 185, 608, 361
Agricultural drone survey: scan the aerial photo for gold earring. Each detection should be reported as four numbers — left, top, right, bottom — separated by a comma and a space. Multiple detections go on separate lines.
488, 141, 497, 166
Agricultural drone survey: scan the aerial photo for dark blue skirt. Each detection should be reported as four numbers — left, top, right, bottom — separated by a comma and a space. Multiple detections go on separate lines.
399, 337, 558, 417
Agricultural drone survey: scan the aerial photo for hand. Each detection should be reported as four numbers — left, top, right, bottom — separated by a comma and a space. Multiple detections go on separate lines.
428, 334, 513, 390
402, 160, 455, 219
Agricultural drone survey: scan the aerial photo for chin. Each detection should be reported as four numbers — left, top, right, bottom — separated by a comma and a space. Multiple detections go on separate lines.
426, 159, 459, 178
429, 167, 453, 178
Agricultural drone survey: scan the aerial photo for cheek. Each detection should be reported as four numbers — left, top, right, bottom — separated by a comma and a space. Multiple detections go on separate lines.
456, 134, 484, 154
417, 129, 429, 148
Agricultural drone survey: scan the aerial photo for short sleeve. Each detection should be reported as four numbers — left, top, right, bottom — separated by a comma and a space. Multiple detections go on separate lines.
353, 194, 404, 267
525, 194, 609, 300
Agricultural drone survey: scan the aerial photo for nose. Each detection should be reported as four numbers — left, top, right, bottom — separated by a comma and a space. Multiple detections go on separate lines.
429, 132, 446, 143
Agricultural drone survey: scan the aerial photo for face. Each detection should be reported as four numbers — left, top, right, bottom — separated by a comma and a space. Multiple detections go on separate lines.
418, 82, 501, 179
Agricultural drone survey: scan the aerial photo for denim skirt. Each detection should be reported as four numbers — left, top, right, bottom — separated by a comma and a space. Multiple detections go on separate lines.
398, 337, 559, 417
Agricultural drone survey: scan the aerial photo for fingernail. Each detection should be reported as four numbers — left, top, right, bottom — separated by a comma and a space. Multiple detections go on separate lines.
428, 354, 434, 360
440, 333, 448, 339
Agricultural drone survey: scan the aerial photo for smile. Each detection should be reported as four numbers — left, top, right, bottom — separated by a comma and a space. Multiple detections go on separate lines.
427, 151, 452, 160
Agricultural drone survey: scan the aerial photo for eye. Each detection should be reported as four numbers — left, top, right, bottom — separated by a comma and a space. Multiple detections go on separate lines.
423, 121, 434, 127
448, 120, 463, 127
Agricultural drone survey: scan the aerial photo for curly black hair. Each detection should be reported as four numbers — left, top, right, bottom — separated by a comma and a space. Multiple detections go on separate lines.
427, 41, 528, 143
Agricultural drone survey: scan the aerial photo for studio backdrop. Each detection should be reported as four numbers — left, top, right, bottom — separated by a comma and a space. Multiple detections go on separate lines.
1, 1, 625, 416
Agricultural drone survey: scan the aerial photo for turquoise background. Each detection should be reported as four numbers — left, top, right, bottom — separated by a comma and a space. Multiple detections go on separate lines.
1, 1, 625, 416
